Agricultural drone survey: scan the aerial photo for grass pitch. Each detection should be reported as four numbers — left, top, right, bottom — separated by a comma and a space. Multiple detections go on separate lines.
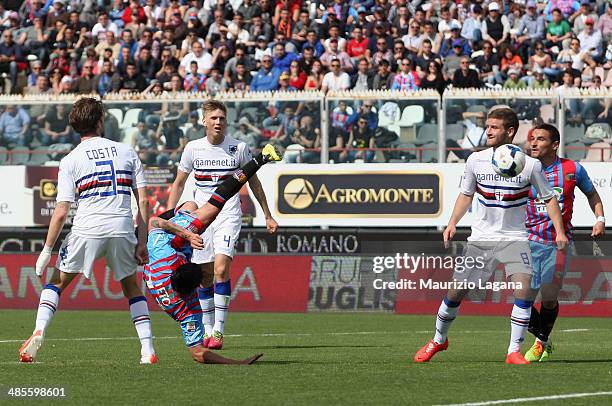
1, 310, 611, 405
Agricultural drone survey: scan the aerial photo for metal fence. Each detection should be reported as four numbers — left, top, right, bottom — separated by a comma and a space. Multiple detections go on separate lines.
0, 89, 609, 165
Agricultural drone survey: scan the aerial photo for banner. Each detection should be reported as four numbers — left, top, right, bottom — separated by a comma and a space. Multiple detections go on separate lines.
0, 254, 311, 313
0, 166, 32, 227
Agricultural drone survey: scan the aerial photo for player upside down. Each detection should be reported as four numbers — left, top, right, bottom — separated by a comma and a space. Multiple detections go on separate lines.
143, 144, 281, 364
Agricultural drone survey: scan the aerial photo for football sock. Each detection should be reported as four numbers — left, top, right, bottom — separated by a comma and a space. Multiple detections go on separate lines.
208, 156, 265, 209
537, 302, 559, 344
129, 296, 155, 357
433, 297, 460, 344
35, 284, 61, 333
198, 286, 215, 337
213, 280, 231, 334
528, 305, 541, 338
508, 299, 533, 354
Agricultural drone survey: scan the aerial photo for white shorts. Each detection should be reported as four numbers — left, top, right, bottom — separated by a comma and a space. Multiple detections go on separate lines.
191, 215, 242, 264
56, 232, 138, 281
453, 241, 533, 284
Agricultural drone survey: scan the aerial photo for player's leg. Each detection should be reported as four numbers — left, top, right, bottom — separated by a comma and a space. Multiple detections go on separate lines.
209, 254, 233, 349
110, 236, 156, 364
525, 240, 548, 361
198, 263, 215, 347
19, 232, 92, 362
19, 269, 79, 362
188, 345, 263, 365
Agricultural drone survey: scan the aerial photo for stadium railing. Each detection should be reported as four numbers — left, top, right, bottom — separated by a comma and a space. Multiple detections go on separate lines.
0, 89, 609, 165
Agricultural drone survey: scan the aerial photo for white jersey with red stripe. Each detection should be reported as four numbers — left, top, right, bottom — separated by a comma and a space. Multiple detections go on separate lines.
460, 148, 554, 241
178, 135, 252, 218
56, 137, 146, 237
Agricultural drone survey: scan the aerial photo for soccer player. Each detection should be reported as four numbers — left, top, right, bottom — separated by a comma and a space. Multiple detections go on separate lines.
144, 144, 281, 364
20, 98, 156, 364
167, 100, 278, 349
414, 107, 569, 364
523, 124, 605, 362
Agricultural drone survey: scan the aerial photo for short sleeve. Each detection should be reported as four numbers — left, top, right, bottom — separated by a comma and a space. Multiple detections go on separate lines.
178, 141, 194, 173
238, 142, 253, 166
131, 147, 146, 189
459, 155, 477, 196
575, 162, 594, 195
56, 158, 76, 203
530, 160, 554, 200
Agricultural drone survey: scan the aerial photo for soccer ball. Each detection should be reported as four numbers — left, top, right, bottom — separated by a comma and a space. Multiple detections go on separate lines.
491, 144, 526, 178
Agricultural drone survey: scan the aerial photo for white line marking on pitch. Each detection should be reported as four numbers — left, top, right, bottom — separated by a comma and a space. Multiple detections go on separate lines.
0, 328, 591, 344
439, 391, 612, 406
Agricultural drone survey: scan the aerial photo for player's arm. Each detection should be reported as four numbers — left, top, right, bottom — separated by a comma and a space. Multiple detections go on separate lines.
585, 189, 605, 237
531, 162, 568, 249
444, 157, 476, 247
133, 186, 150, 265
167, 169, 190, 209
148, 216, 204, 249
248, 173, 278, 233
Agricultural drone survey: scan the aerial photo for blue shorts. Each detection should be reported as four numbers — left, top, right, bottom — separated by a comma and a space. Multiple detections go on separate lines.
179, 314, 205, 348
529, 240, 572, 290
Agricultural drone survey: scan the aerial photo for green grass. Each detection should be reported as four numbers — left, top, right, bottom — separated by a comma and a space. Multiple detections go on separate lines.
1, 310, 611, 405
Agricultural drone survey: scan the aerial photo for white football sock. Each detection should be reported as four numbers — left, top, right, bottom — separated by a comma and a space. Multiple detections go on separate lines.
197, 287, 215, 336
508, 302, 532, 354
433, 298, 460, 344
129, 296, 154, 357
35, 285, 61, 333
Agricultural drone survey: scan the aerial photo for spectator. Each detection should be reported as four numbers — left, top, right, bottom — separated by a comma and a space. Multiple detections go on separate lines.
556, 38, 597, 79
250, 55, 280, 91
92, 12, 120, 42
503, 68, 527, 89
115, 62, 146, 93
211, 44, 232, 72
0, 105, 30, 147
529, 41, 554, 78
402, 21, 423, 55
514, 1, 546, 62
415, 39, 442, 79
94, 60, 115, 97
461, 4, 483, 50
372, 59, 395, 90
183, 61, 207, 92
556, 70, 581, 123
269, 104, 299, 148
58, 75, 73, 94
237, 0, 261, 25
179, 40, 213, 76
391, 4, 411, 39
546, 8, 572, 51
368, 35, 394, 69
136, 46, 160, 84
272, 41, 299, 72
226, 61, 251, 91
581, 75, 606, 119
278, 71, 296, 91
442, 39, 466, 80
452, 56, 483, 88
109, 0, 126, 29
420, 60, 446, 95
446, 111, 486, 161
26, 60, 43, 88
320, 38, 352, 72
95, 30, 121, 62
288, 115, 320, 163
120, 29, 138, 59
183, 110, 203, 143
545, 0, 580, 21
287, 60, 306, 90
474, 40, 502, 85
596, 4, 612, 44
301, 29, 324, 57
131, 120, 158, 164
440, 22, 471, 58
40, 104, 74, 146
346, 102, 378, 132
303, 59, 323, 90
248, 16, 273, 50
392, 58, 419, 91
155, 112, 186, 166
233, 116, 261, 149
203, 67, 226, 95
73, 62, 97, 94
136, 29, 160, 60
18, 13, 48, 63
577, 17, 603, 60
438, 6, 461, 39
26, 74, 51, 95
500, 45, 524, 79
0, 30, 23, 91
346, 26, 368, 63
223, 45, 254, 83
350, 58, 373, 91
46, 0, 69, 29
346, 114, 375, 163
530, 67, 551, 89
321, 58, 350, 93
481, 2, 510, 48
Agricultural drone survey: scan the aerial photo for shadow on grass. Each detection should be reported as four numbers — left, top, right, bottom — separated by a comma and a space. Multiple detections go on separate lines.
242, 344, 391, 350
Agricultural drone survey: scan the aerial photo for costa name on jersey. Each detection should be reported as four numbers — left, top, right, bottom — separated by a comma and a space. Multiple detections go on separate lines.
56, 137, 146, 237
460, 148, 554, 241
179, 135, 252, 218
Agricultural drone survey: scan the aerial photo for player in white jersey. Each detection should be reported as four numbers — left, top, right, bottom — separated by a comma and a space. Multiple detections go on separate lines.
414, 107, 569, 365
18, 98, 157, 365
167, 100, 278, 349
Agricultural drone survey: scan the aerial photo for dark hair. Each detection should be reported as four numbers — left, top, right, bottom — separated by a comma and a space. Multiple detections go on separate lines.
69, 97, 104, 135
171, 262, 203, 297
488, 107, 519, 137
532, 123, 560, 143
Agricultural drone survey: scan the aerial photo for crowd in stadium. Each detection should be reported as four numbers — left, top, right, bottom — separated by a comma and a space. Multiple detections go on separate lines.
0, 0, 610, 160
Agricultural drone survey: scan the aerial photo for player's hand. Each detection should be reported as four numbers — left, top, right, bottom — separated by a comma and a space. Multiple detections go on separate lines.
555, 232, 569, 251
266, 217, 278, 234
35, 246, 53, 277
591, 221, 605, 238
135, 243, 149, 265
187, 233, 204, 250
443, 224, 456, 249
